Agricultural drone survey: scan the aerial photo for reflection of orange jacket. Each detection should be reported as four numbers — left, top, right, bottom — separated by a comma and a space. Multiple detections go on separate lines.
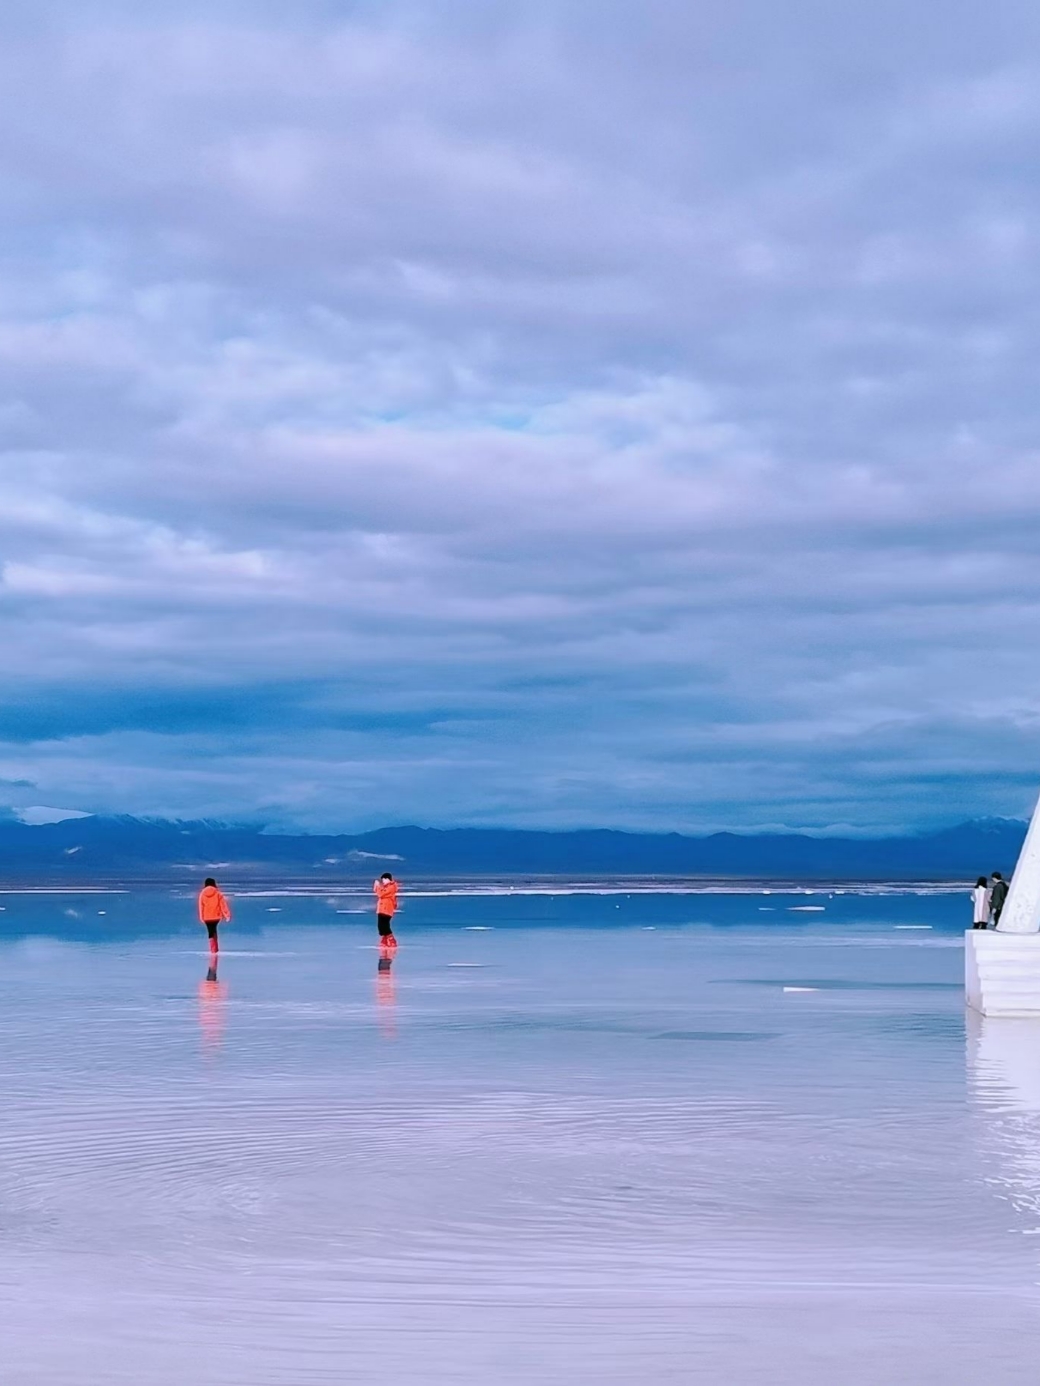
373, 879, 399, 916
198, 885, 231, 924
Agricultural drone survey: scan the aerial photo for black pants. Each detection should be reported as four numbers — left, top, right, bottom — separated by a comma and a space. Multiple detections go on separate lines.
377, 914, 394, 937
204, 921, 220, 940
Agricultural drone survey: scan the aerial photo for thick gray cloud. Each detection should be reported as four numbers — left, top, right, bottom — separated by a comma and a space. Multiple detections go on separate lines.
2, 0, 1040, 831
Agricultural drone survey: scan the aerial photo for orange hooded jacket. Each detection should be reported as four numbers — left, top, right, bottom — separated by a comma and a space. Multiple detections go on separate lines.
198, 885, 232, 924
373, 879, 399, 917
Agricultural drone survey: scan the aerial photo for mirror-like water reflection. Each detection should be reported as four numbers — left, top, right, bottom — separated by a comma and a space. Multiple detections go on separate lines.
2, 888, 1039, 1383
969, 1012, 1040, 1236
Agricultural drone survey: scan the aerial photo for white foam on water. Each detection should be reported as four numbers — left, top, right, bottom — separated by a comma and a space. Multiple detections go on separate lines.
788, 906, 826, 912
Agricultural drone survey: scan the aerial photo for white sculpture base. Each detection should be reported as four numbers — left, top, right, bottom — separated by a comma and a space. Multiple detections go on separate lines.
966, 930, 1040, 1016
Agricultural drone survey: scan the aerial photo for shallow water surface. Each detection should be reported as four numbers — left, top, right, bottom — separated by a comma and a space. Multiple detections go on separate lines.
1, 888, 1039, 1383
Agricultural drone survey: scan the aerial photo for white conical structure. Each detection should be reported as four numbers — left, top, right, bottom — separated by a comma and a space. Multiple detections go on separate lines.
967, 793, 1040, 1014
997, 793, 1040, 934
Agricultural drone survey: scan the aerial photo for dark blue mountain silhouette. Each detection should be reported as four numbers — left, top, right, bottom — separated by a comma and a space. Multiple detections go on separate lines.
0, 815, 1025, 882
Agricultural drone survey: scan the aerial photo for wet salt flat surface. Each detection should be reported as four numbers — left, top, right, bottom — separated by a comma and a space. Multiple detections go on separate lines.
2, 887, 1040, 1383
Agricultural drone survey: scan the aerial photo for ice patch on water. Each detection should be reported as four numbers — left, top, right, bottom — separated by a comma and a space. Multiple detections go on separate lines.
405, 882, 970, 899
0, 887, 127, 894
182, 949, 299, 958
234, 889, 365, 898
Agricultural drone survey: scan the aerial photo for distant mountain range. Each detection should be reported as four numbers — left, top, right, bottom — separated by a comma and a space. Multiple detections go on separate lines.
0, 815, 1027, 883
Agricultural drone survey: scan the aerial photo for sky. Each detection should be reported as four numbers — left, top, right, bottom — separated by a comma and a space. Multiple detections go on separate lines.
3, 0, 1040, 835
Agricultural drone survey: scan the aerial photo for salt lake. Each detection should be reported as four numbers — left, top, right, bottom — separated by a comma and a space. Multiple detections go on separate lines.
1, 885, 1038, 1384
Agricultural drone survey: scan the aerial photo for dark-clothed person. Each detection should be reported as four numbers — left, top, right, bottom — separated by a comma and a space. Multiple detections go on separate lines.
989, 872, 1009, 927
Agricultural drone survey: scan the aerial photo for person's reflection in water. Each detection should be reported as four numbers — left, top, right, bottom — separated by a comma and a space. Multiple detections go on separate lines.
376, 950, 396, 1039
198, 960, 228, 1055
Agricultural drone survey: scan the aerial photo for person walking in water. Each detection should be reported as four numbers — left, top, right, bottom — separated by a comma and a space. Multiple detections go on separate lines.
989, 871, 1009, 928
374, 872, 399, 949
971, 876, 991, 930
198, 877, 231, 956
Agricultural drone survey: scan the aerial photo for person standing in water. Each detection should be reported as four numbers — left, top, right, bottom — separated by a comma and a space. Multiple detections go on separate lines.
198, 877, 231, 956
989, 871, 1009, 928
971, 876, 991, 930
373, 872, 399, 949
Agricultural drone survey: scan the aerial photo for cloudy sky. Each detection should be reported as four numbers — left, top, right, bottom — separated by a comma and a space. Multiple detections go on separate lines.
2, 0, 1040, 833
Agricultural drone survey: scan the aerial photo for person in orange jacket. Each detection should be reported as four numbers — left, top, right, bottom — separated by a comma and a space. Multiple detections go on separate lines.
198, 877, 231, 956
373, 872, 399, 949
